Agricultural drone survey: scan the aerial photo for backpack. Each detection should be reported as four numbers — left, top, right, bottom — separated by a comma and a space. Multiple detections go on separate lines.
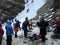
28, 20, 32, 25
13, 23, 18, 32
30, 34, 37, 41
16, 21, 21, 28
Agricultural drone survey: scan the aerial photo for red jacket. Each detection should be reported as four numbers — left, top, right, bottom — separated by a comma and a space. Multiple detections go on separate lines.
13, 23, 18, 32
54, 20, 60, 26
0, 27, 4, 35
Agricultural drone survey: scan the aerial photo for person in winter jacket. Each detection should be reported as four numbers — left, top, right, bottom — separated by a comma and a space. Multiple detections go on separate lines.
5, 20, 13, 45
14, 19, 21, 30
13, 23, 19, 38
28, 19, 32, 29
54, 19, 60, 34
16, 20, 21, 30
22, 17, 29, 38
37, 17, 49, 42
0, 21, 4, 45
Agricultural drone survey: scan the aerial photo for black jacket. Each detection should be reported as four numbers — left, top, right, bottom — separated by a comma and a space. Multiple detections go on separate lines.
22, 20, 28, 31
16, 21, 21, 28
37, 20, 49, 35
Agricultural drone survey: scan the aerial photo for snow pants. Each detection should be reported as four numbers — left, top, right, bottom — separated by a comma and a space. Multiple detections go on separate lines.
0, 35, 3, 45
6, 35, 12, 45
15, 32, 18, 38
41, 35, 45, 42
24, 30, 28, 38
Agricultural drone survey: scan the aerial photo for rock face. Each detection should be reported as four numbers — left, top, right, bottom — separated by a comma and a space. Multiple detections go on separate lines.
37, 0, 54, 17
36, 0, 60, 20
0, 0, 25, 22
53, 0, 60, 11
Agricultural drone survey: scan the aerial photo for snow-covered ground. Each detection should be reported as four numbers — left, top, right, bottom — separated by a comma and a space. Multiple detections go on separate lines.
2, 25, 60, 45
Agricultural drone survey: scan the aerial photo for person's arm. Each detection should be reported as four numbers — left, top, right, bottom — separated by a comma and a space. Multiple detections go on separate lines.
37, 22, 40, 27
45, 21, 49, 27
11, 27, 14, 35
19, 22, 21, 23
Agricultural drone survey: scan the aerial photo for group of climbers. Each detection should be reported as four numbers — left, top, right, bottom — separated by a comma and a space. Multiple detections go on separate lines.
0, 16, 49, 45
0, 17, 33, 45
0, 19, 21, 45
0, 16, 54, 45
22, 17, 49, 44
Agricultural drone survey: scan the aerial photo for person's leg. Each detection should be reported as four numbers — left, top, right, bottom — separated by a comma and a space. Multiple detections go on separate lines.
15, 32, 18, 38
0, 42, 1, 45
24, 30, 28, 38
0, 36, 3, 45
7, 36, 9, 45
25, 32, 27, 38
41, 35, 45, 42
7, 36, 12, 45
43, 35, 45, 42
9, 36, 12, 45
41, 35, 46, 45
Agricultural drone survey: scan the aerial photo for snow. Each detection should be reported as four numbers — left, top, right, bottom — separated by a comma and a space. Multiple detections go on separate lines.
1, 0, 51, 41
15, 0, 47, 23
2, 26, 6, 39
2, 0, 60, 45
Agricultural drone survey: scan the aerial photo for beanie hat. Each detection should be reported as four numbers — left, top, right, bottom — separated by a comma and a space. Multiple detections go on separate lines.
25, 17, 28, 20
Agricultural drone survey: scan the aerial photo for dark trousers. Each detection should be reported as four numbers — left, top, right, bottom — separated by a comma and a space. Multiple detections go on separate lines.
24, 30, 28, 38
0, 35, 3, 45
15, 32, 18, 38
56, 26, 60, 34
41, 35, 45, 42
6, 35, 12, 45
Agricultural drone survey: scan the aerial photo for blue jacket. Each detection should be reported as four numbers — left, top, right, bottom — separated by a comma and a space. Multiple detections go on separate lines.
5, 21, 13, 36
